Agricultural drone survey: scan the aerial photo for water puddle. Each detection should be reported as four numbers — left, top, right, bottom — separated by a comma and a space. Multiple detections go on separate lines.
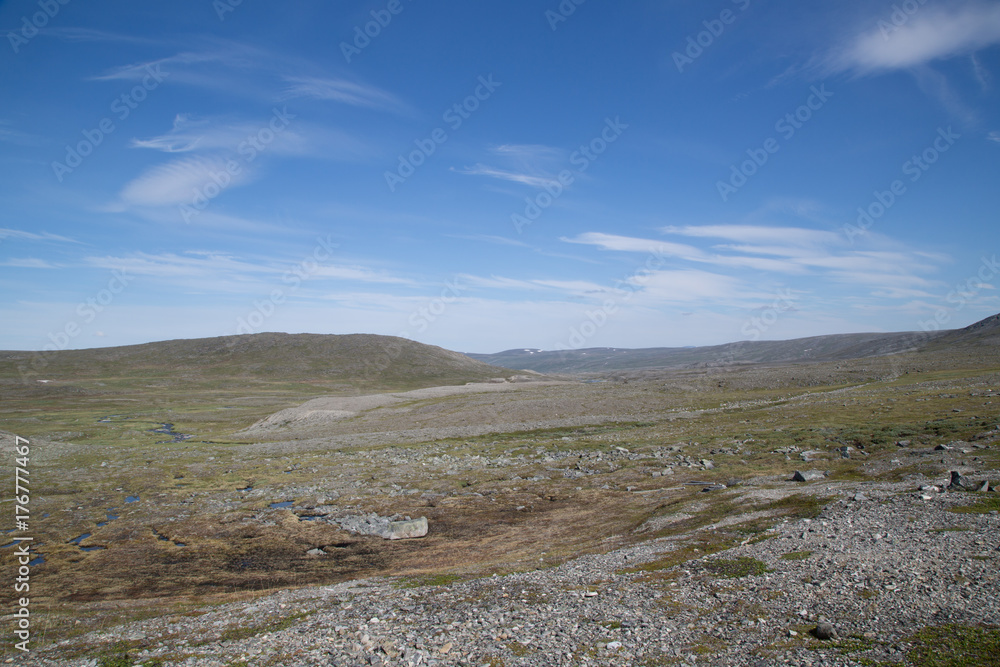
270, 500, 295, 509
151, 527, 186, 547
28, 555, 44, 566
298, 515, 324, 521
69, 533, 92, 545
125, 495, 140, 503
96, 509, 119, 527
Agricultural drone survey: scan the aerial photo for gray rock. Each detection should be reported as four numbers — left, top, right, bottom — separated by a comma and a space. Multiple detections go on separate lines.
306, 548, 325, 556
812, 622, 838, 640
383, 516, 428, 540
977, 481, 990, 493
335, 513, 428, 539
792, 470, 825, 482
948, 470, 968, 490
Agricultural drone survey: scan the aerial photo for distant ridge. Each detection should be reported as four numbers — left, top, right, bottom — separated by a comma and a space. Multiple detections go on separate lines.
467, 313, 1000, 374
0, 332, 512, 388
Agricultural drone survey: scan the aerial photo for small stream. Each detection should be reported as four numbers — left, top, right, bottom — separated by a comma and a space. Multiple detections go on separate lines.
150, 423, 193, 443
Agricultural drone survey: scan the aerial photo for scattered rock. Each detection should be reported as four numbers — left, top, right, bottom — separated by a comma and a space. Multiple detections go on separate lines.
977, 481, 990, 493
792, 470, 825, 482
948, 471, 969, 490
306, 548, 325, 556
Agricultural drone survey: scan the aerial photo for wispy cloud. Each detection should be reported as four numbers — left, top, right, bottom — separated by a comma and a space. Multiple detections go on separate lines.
448, 234, 531, 248
664, 224, 841, 247
827, 3, 1000, 74
0, 120, 43, 147
84, 251, 414, 292
282, 75, 408, 113
453, 164, 563, 188
119, 155, 254, 207
129, 114, 372, 161
91, 38, 408, 115
313, 265, 415, 285
563, 225, 948, 302
0, 258, 62, 269
0, 228, 81, 244
563, 231, 704, 258
456, 143, 567, 189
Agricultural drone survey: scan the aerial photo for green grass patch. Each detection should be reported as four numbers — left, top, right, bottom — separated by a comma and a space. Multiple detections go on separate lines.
395, 573, 463, 588
95, 642, 136, 667
905, 624, 1000, 666
780, 550, 813, 561
949, 497, 1000, 515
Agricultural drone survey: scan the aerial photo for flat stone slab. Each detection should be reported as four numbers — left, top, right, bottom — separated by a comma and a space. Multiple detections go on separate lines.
384, 517, 428, 540
791, 470, 826, 482
334, 513, 429, 540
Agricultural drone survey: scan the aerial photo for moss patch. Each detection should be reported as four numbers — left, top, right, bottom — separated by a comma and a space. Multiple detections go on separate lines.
905, 624, 1000, 666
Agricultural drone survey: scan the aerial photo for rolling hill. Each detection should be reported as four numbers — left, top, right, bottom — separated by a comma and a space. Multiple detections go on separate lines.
0, 332, 513, 389
468, 313, 1000, 374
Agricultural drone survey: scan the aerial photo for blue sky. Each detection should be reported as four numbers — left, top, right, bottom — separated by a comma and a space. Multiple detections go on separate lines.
1, 0, 999, 353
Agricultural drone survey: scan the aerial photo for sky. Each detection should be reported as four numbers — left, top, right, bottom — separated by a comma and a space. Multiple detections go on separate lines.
1, 0, 999, 354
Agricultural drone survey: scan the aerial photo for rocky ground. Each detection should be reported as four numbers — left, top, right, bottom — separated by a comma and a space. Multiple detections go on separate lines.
19, 473, 1000, 667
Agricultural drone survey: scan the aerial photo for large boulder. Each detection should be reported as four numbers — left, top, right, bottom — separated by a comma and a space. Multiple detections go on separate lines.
334, 513, 429, 539
383, 516, 428, 540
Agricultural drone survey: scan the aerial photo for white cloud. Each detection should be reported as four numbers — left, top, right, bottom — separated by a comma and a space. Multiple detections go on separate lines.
119, 155, 254, 207
0, 228, 81, 244
829, 3, 1000, 74
456, 143, 568, 190
663, 224, 840, 247
0, 258, 61, 269
628, 269, 751, 303
453, 164, 563, 189
83, 251, 414, 293
130, 114, 372, 161
282, 75, 407, 113
312, 265, 415, 285
563, 232, 704, 259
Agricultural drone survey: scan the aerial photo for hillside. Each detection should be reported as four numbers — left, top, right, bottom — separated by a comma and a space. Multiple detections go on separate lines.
468, 314, 1000, 373
0, 332, 513, 389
